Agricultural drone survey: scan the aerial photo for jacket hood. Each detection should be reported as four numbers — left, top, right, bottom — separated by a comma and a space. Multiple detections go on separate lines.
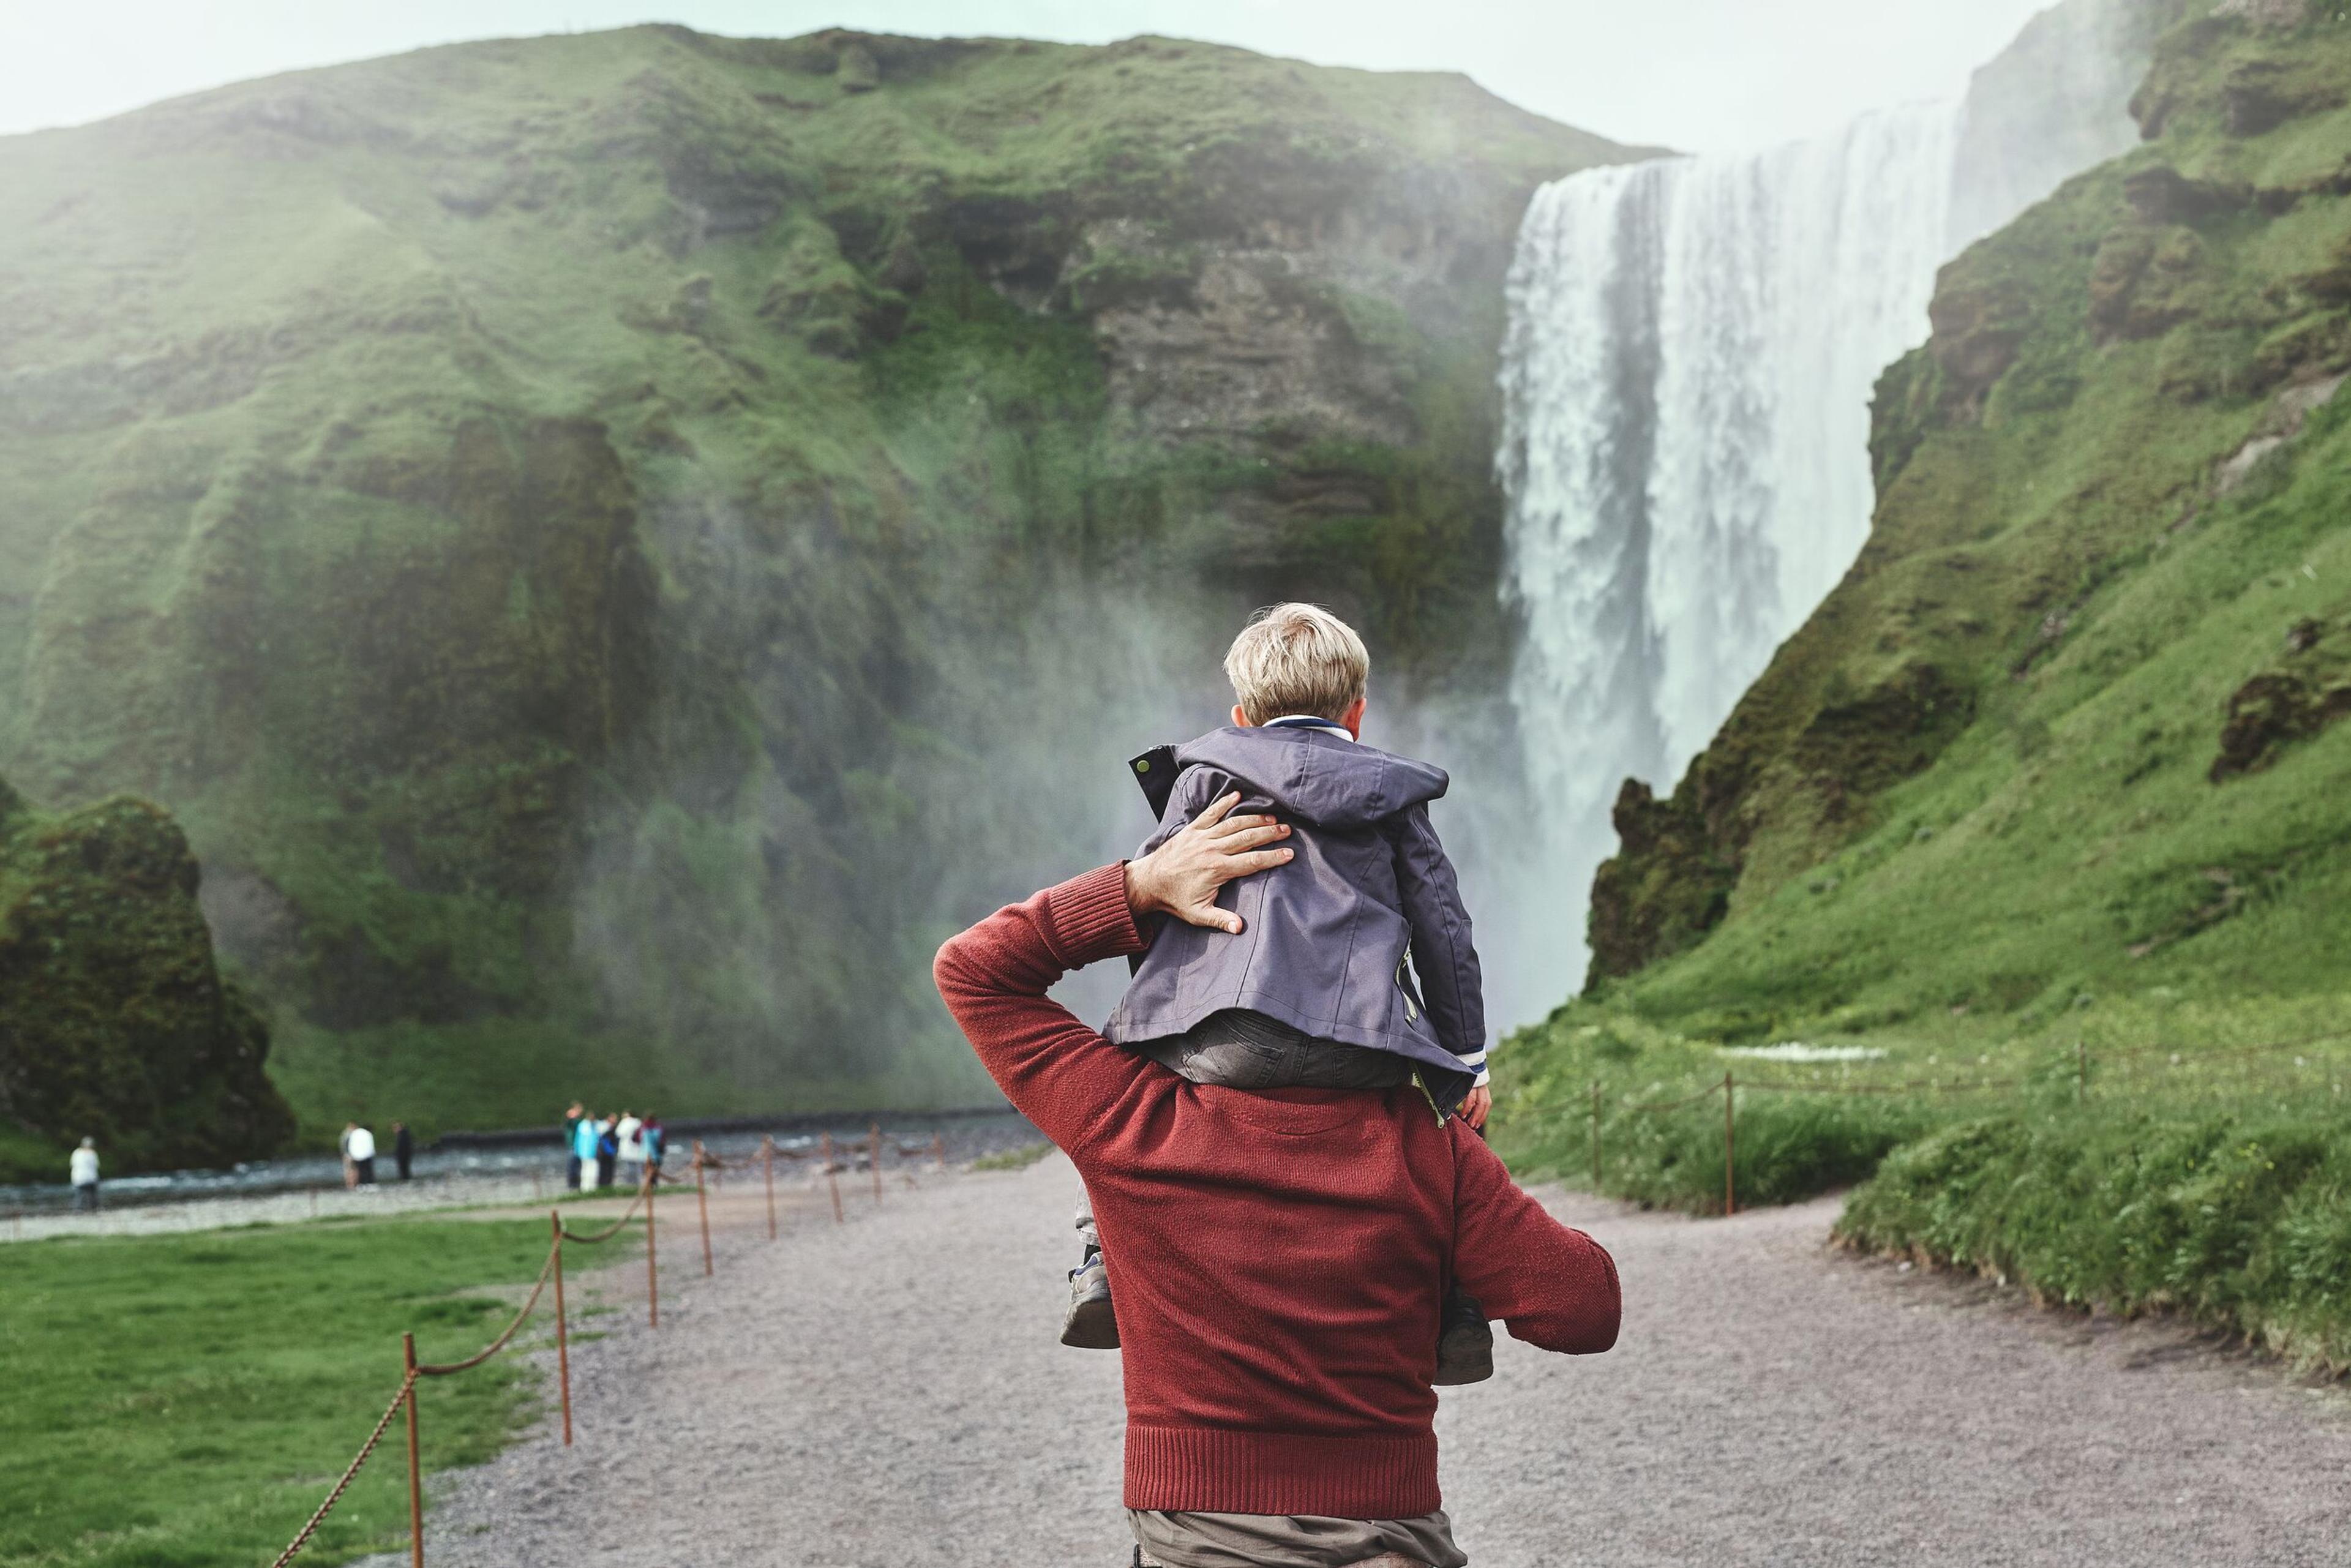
1176, 726, 1448, 828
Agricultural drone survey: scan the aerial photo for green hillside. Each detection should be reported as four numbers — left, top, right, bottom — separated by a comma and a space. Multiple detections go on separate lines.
1560, 2, 2351, 1051
1496, 2, 2351, 1366
0, 28, 1640, 1153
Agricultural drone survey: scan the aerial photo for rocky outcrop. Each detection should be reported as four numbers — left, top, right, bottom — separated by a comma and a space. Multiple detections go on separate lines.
2212, 616, 2351, 778
0, 779, 292, 1178
2215, 0, 2313, 30
1948, 0, 2195, 251
1586, 780, 1739, 982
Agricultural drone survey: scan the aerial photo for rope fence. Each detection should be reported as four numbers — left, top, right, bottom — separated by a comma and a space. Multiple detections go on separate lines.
264, 1368, 417, 1568
264, 1126, 953, 1566
1585, 1027, 2351, 1217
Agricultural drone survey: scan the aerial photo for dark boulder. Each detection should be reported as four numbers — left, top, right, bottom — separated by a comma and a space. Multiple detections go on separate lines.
2211, 617, 2351, 779
0, 781, 293, 1179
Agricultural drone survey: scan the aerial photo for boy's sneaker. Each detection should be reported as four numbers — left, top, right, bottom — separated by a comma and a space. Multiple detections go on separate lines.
1062, 1250, 1119, 1349
1433, 1288, 1493, 1385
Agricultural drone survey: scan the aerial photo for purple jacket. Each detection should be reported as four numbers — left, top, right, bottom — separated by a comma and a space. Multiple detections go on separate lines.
1103, 723, 1488, 1106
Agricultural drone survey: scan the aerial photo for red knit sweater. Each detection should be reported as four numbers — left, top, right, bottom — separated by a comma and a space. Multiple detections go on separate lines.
933, 864, 1621, 1518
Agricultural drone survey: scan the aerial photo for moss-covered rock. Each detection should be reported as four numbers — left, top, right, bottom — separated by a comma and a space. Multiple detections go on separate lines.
0, 781, 293, 1179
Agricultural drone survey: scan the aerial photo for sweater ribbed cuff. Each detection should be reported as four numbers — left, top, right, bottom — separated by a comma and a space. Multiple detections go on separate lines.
1123, 1425, 1441, 1518
1043, 863, 1146, 969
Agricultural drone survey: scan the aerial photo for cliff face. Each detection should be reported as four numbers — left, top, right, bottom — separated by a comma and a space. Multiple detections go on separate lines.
0, 29, 1643, 1133
1948, 0, 2199, 251
0, 779, 293, 1179
1583, 4, 2351, 1038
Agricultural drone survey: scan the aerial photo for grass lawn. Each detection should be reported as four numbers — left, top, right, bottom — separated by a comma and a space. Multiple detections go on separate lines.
0, 1213, 620, 1567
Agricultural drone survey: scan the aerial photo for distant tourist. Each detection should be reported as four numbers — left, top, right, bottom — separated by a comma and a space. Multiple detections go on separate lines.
615, 1110, 643, 1188
339, 1122, 359, 1188
70, 1137, 100, 1212
641, 1115, 665, 1176
392, 1121, 414, 1182
574, 1110, 603, 1192
562, 1101, 585, 1190
347, 1122, 377, 1185
594, 1115, 618, 1190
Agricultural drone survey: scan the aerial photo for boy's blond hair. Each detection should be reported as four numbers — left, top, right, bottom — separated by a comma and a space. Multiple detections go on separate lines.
1224, 603, 1370, 726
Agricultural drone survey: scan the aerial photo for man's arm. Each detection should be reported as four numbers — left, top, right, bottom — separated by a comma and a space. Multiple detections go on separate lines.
932, 795, 1292, 1155
932, 865, 1152, 1156
1449, 1130, 1620, 1354
1392, 803, 1488, 1088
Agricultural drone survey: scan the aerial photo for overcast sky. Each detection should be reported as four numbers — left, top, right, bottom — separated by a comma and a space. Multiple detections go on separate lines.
4, 0, 2061, 153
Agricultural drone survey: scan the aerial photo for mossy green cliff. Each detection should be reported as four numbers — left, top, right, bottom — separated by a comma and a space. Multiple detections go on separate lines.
1575, 2, 2351, 1041
0, 776, 292, 1179
0, 29, 1643, 1141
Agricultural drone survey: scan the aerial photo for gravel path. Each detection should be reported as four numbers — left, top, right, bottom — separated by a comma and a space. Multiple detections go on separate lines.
380, 1153, 2351, 1567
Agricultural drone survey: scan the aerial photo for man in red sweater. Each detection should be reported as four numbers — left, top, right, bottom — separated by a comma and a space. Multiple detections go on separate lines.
934, 796, 1621, 1567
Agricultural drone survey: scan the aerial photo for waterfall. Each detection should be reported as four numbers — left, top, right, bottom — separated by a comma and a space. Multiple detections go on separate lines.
1496, 102, 1963, 983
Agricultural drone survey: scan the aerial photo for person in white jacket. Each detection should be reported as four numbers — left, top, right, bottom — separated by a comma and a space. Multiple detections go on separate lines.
615, 1111, 644, 1189
347, 1123, 378, 1186
70, 1138, 100, 1211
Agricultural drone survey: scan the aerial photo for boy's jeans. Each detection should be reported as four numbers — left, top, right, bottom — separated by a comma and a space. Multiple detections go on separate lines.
1075, 1008, 1412, 1250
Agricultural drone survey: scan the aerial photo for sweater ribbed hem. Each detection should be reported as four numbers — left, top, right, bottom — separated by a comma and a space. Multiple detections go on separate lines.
1043, 864, 1146, 968
1123, 1425, 1441, 1518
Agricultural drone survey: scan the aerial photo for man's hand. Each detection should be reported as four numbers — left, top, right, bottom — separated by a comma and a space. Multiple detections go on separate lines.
1125, 792, 1291, 934
1461, 1084, 1492, 1131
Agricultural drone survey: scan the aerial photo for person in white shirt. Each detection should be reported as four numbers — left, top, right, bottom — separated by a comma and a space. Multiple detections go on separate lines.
615, 1111, 644, 1189
347, 1123, 378, 1185
70, 1138, 100, 1211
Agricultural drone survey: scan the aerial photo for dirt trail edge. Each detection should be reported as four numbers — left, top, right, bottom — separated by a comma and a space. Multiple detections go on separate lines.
376, 1155, 2351, 1568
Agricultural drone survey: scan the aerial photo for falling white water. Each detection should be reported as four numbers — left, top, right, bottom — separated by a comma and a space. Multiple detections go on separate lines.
1496, 102, 1963, 982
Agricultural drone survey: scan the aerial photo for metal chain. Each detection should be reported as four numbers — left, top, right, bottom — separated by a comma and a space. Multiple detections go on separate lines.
1624, 1081, 1727, 1115
267, 1370, 417, 1568
1739, 1076, 2028, 1097
2101, 1026, 2351, 1063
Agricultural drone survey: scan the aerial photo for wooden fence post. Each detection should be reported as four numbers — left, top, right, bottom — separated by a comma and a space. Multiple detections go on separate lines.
694, 1141, 713, 1277
822, 1131, 844, 1223
403, 1332, 424, 1568
763, 1135, 778, 1241
551, 1212, 572, 1446
1723, 1072, 1736, 1217
1589, 1080, 1602, 1188
645, 1165, 659, 1329
869, 1122, 883, 1204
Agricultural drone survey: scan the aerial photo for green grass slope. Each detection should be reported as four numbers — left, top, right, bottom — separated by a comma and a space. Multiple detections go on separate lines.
0, 29, 1643, 1145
